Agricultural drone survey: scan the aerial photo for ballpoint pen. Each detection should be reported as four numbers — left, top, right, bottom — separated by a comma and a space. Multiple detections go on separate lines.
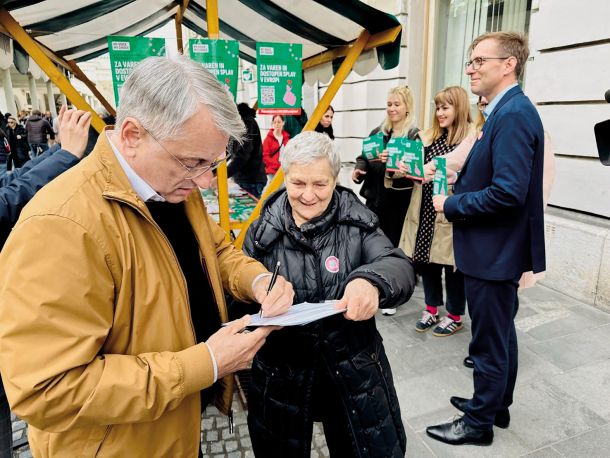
261, 261, 281, 318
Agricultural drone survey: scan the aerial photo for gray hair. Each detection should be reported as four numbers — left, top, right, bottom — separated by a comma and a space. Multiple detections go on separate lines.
280, 131, 341, 179
115, 55, 245, 143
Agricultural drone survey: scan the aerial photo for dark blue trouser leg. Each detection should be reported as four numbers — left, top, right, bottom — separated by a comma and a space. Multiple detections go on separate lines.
463, 274, 519, 430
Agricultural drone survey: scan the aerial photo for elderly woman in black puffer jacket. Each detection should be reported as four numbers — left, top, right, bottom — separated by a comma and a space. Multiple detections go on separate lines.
243, 131, 415, 458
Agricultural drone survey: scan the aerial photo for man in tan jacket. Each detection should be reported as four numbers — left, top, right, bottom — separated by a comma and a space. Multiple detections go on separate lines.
0, 55, 294, 457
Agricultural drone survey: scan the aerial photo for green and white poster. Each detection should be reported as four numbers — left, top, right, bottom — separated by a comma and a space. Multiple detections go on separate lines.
362, 132, 385, 160
189, 39, 239, 100
385, 137, 404, 171
108, 36, 166, 105
256, 42, 302, 115
400, 138, 425, 180
433, 156, 448, 196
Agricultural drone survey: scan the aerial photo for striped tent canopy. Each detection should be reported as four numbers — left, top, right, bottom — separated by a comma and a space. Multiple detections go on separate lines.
0, 0, 401, 81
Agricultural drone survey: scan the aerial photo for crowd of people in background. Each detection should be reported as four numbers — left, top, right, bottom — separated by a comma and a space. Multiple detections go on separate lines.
0, 108, 56, 174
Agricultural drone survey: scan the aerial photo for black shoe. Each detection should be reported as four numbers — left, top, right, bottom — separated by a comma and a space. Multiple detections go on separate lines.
450, 396, 510, 429
463, 356, 474, 368
426, 417, 493, 446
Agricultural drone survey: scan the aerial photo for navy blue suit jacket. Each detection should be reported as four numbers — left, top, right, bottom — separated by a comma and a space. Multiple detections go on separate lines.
444, 86, 545, 281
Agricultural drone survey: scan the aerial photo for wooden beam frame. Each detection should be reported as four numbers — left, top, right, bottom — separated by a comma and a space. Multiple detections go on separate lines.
175, 0, 189, 54
234, 29, 372, 249
0, 8, 106, 132
302, 25, 401, 70
66, 60, 116, 117
204, 0, 232, 240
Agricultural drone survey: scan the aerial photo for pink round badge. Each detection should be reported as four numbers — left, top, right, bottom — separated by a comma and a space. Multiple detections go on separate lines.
325, 256, 340, 273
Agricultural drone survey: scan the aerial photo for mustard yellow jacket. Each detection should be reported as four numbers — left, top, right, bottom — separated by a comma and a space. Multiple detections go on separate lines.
0, 133, 267, 457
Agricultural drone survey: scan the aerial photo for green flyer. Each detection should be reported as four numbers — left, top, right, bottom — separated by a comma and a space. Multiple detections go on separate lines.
433, 156, 448, 196
108, 36, 166, 105
385, 137, 405, 171
400, 138, 425, 180
256, 42, 302, 115
189, 38, 239, 100
362, 132, 385, 160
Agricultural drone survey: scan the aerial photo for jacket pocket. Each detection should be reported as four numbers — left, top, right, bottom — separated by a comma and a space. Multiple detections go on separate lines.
251, 357, 298, 426
350, 334, 396, 412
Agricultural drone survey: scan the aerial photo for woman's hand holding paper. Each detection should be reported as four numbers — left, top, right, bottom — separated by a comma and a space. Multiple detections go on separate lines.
336, 278, 379, 321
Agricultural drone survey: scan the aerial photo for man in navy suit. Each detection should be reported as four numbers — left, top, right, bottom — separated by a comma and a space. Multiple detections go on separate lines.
426, 32, 545, 446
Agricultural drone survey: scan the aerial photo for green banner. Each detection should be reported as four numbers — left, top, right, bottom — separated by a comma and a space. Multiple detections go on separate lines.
188, 39, 239, 100
256, 42, 302, 115
108, 36, 166, 105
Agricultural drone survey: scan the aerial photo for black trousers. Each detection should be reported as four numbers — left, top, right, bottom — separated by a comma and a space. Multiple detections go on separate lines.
0, 394, 12, 458
367, 187, 412, 248
463, 274, 519, 430
418, 262, 465, 316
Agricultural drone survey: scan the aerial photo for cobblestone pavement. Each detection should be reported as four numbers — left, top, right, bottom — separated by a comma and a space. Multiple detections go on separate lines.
11, 392, 329, 458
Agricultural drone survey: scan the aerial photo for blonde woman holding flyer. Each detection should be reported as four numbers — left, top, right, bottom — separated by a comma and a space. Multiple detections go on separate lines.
352, 85, 420, 315
399, 86, 474, 336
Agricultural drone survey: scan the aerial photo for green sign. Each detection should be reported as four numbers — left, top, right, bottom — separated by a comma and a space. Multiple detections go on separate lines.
433, 156, 448, 196
256, 42, 302, 115
108, 36, 166, 105
189, 39, 239, 100
385, 137, 404, 171
242, 68, 253, 82
362, 132, 385, 160
399, 138, 425, 180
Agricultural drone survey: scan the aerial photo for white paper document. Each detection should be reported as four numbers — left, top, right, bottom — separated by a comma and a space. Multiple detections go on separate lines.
226, 301, 346, 327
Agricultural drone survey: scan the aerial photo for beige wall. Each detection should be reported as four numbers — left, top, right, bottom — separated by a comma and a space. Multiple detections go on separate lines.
525, 0, 610, 217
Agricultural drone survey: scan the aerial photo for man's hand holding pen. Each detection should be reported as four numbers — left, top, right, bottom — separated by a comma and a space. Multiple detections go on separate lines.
253, 270, 294, 318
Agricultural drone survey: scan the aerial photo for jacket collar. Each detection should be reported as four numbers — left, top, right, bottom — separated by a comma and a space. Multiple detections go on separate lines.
95, 127, 205, 221
456, 85, 523, 178
486, 85, 523, 121
93, 128, 149, 213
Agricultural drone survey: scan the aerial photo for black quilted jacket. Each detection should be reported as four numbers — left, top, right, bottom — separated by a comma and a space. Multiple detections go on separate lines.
243, 186, 414, 457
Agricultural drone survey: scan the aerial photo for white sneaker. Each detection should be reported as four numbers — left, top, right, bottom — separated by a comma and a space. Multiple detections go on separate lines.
381, 308, 397, 316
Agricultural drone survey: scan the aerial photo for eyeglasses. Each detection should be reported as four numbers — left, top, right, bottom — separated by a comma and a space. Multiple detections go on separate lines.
141, 125, 226, 180
465, 56, 511, 70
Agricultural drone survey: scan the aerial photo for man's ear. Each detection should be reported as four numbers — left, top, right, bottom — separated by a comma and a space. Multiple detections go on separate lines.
120, 117, 143, 158
504, 56, 518, 78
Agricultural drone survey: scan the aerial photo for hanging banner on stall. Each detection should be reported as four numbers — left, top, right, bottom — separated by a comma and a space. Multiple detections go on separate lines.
188, 38, 239, 100
256, 42, 302, 115
108, 36, 166, 105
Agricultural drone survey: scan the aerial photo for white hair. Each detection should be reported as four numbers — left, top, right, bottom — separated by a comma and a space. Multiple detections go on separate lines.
115, 55, 245, 143
280, 131, 341, 178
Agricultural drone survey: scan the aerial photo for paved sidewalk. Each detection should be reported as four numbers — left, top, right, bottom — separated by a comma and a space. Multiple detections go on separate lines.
12, 283, 610, 457
389, 283, 610, 458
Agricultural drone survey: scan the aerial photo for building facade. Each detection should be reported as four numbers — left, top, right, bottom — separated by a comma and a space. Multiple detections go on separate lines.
256, 0, 610, 309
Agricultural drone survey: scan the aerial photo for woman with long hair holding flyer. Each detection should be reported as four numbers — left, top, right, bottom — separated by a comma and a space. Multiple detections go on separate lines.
399, 86, 474, 336
352, 85, 420, 315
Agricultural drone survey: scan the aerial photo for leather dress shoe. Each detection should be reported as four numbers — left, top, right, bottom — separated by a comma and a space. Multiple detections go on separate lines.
426, 417, 493, 446
450, 396, 510, 429
463, 356, 474, 368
